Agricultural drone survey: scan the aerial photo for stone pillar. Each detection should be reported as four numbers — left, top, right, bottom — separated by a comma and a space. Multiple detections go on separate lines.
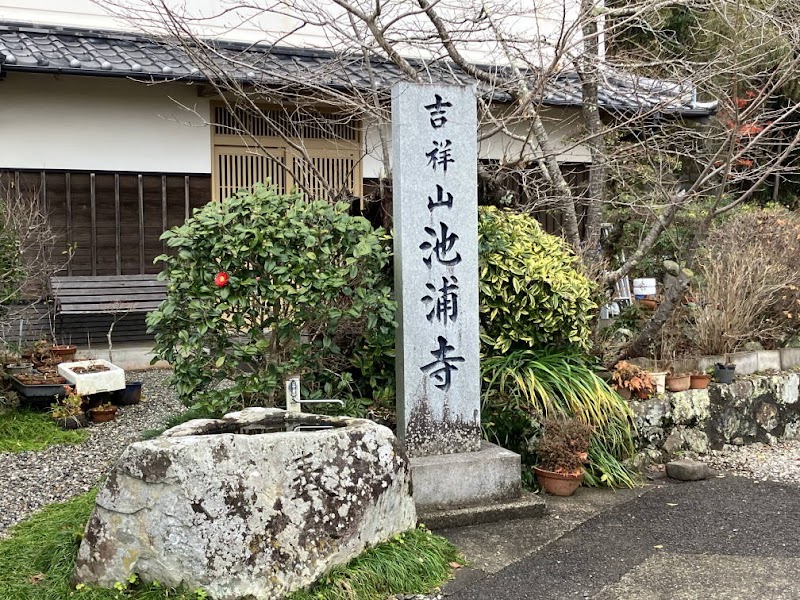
392, 82, 481, 458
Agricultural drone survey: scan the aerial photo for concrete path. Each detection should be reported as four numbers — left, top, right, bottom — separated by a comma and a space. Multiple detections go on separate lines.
438, 475, 800, 599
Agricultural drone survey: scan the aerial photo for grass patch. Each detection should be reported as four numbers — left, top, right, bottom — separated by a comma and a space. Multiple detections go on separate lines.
288, 527, 461, 600
0, 491, 460, 600
0, 409, 87, 453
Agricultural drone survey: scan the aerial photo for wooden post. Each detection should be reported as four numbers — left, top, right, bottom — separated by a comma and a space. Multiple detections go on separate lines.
40, 171, 47, 214
65, 172, 73, 276
138, 175, 145, 275
90, 173, 97, 276
161, 175, 168, 255
184, 175, 190, 221
114, 173, 121, 276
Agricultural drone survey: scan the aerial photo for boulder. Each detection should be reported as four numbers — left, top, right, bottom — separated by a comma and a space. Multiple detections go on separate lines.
73, 407, 416, 600
666, 459, 709, 481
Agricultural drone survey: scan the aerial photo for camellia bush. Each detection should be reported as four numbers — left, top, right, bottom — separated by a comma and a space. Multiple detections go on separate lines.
478, 206, 596, 353
147, 184, 394, 415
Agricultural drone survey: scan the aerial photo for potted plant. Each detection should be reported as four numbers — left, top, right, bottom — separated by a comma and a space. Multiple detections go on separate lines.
51, 344, 78, 362
532, 418, 593, 496
611, 361, 656, 399
4, 362, 33, 376
89, 402, 117, 423
665, 372, 691, 392
50, 386, 86, 430
690, 371, 712, 389
638, 298, 658, 310
714, 363, 736, 384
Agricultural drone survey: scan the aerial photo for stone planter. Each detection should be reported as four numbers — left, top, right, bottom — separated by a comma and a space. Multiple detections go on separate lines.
58, 359, 125, 395
666, 374, 691, 392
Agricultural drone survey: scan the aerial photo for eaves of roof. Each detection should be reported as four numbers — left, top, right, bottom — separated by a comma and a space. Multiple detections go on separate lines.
0, 21, 717, 118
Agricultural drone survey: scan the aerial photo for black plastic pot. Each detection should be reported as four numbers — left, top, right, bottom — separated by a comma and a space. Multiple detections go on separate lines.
714, 363, 736, 384
114, 382, 143, 405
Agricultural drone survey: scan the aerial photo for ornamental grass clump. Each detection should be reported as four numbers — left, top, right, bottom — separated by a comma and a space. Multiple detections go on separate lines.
482, 349, 638, 488
147, 184, 394, 415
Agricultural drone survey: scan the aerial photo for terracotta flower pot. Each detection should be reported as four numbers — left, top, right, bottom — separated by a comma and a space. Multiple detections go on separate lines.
533, 466, 584, 496
690, 374, 712, 389
666, 374, 691, 392
51, 344, 77, 360
639, 298, 658, 310
89, 406, 117, 423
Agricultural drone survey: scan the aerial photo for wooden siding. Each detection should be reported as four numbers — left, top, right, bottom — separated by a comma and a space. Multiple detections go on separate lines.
212, 104, 363, 202
1, 170, 211, 277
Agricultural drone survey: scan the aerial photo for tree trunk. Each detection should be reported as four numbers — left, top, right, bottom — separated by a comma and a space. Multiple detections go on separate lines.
578, 0, 606, 252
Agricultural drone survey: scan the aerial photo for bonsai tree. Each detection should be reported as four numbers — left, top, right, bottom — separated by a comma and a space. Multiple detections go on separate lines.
534, 418, 593, 476
612, 361, 655, 398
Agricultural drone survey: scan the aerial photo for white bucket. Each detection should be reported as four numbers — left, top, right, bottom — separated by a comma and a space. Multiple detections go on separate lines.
632, 278, 657, 296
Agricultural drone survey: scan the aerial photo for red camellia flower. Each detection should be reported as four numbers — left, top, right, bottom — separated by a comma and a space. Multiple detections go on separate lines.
214, 271, 229, 287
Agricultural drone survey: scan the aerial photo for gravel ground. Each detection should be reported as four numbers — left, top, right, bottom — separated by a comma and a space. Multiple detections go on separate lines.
0, 369, 184, 537
706, 440, 800, 485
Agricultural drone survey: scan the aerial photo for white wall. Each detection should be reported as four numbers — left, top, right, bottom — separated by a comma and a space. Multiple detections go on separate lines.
479, 106, 591, 164
362, 105, 590, 179
0, 73, 211, 173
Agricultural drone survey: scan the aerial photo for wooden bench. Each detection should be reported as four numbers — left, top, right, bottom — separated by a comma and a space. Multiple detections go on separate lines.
50, 275, 167, 316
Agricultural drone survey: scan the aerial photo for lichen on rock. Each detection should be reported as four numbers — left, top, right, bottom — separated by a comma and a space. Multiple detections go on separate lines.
73, 408, 416, 600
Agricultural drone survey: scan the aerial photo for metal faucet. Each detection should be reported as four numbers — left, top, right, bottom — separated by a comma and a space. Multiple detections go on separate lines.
284, 375, 345, 415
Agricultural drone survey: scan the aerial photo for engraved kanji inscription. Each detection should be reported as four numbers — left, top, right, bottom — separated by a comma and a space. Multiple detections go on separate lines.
420, 222, 462, 267
428, 184, 453, 211
420, 335, 465, 391
424, 94, 453, 129
422, 276, 459, 323
425, 140, 454, 172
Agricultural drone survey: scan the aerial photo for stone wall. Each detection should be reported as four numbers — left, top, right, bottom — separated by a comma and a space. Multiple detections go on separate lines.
631, 372, 800, 467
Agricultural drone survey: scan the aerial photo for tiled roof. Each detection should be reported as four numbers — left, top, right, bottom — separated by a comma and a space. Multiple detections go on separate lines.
0, 22, 716, 117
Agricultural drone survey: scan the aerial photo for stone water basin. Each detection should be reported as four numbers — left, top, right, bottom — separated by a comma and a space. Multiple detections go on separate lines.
73, 407, 416, 600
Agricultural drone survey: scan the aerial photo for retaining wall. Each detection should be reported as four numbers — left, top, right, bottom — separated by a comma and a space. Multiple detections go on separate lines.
632, 372, 800, 467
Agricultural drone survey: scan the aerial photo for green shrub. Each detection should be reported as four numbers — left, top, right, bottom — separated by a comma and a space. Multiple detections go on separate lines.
147, 184, 394, 415
478, 207, 596, 353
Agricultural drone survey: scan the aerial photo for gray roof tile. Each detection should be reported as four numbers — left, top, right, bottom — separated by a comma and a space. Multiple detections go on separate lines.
0, 22, 716, 117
